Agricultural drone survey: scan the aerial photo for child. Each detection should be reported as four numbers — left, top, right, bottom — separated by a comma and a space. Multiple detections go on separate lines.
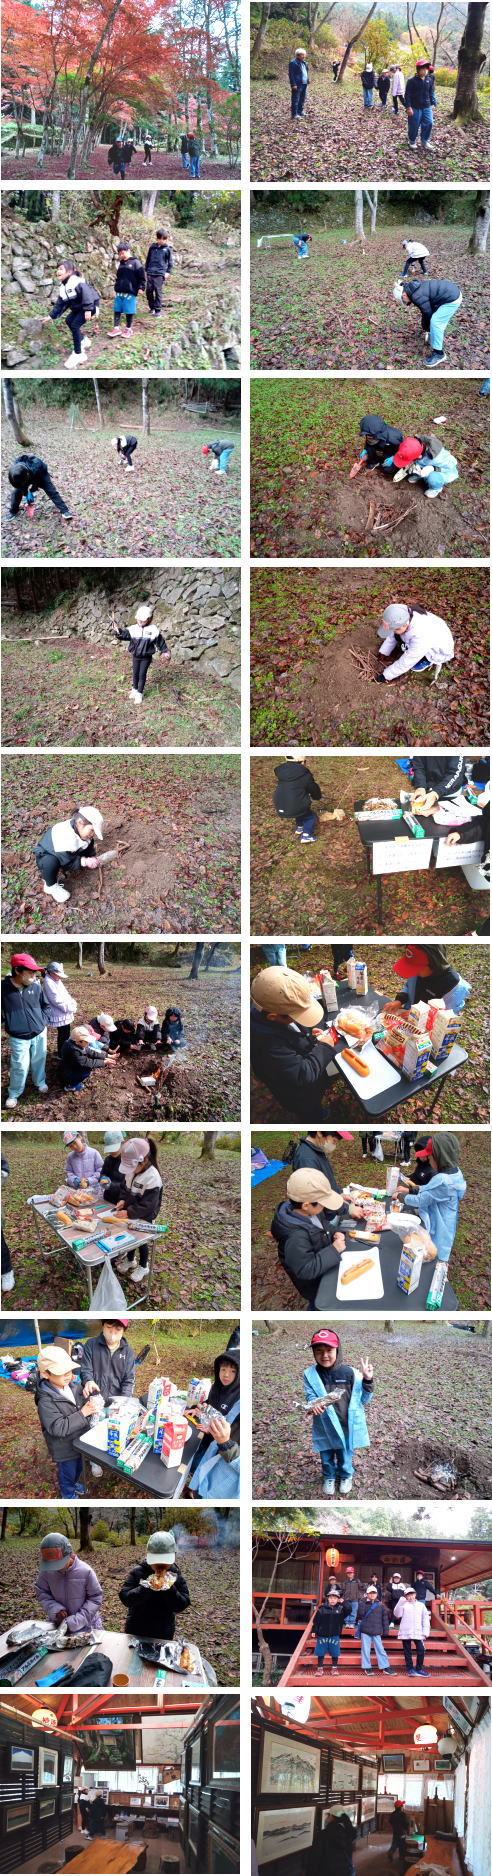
108, 243, 146, 339
8, 453, 72, 522
201, 440, 235, 475
58, 1025, 109, 1093
293, 233, 312, 259
404, 59, 436, 149
313, 1587, 348, 1676
1, 1153, 14, 1295
100, 1128, 127, 1190
393, 1585, 430, 1677
143, 134, 153, 165
113, 1018, 138, 1052
188, 133, 201, 178
273, 755, 322, 843
357, 1584, 392, 1674
88, 1012, 119, 1053
112, 1136, 163, 1286
145, 229, 173, 316
187, 1344, 240, 1499
111, 434, 138, 472
387, 943, 471, 1015
161, 1007, 185, 1053
108, 138, 134, 179
390, 65, 405, 113
398, 1132, 466, 1264
112, 601, 170, 703
119, 1530, 191, 1639
135, 1006, 161, 1049
2, 950, 49, 1109
34, 1345, 97, 1497
401, 240, 429, 277
360, 63, 376, 108
376, 602, 454, 683
271, 1168, 349, 1307
80, 1318, 135, 1400
64, 1128, 103, 1188
383, 432, 459, 500
304, 1328, 374, 1497
377, 69, 391, 108
180, 132, 190, 170
36, 1531, 103, 1631
393, 277, 462, 369
44, 261, 100, 370
34, 805, 103, 907
42, 959, 78, 1052
350, 415, 404, 477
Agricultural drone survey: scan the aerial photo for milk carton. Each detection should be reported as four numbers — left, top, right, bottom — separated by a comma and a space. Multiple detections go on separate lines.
402, 1033, 433, 1082
186, 1377, 211, 1408
107, 1398, 141, 1457
160, 1416, 188, 1468
147, 1376, 172, 1413
397, 1230, 425, 1295
386, 1166, 400, 1198
318, 971, 339, 1015
347, 957, 368, 996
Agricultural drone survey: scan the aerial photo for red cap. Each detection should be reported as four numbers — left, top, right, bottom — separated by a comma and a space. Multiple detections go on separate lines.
201, 446, 209, 454
416, 58, 430, 67
393, 946, 430, 979
415, 1139, 433, 1160
392, 438, 422, 469
311, 1329, 340, 1349
10, 951, 40, 971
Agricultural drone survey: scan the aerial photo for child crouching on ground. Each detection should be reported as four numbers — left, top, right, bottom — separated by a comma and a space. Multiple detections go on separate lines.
135, 1006, 161, 1049
304, 1328, 374, 1497
202, 440, 235, 475
58, 1025, 109, 1094
34, 1345, 98, 1497
111, 435, 138, 472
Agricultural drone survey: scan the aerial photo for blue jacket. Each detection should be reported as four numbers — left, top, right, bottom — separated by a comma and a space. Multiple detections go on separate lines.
304, 1364, 372, 1458
289, 57, 309, 88
189, 1397, 240, 1499
405, 1168, 466, 1262
404, 73, 436, 110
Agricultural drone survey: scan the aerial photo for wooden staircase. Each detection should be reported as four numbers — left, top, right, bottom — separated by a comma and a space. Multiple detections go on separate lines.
278, 1604, 490, 1688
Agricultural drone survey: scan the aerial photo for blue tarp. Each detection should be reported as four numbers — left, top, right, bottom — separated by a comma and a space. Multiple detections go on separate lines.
251, 1160, 285, 1188
0, 1320, 88, 1348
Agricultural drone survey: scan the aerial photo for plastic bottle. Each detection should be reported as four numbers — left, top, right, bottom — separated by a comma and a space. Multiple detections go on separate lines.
426, 1261, 448, 1310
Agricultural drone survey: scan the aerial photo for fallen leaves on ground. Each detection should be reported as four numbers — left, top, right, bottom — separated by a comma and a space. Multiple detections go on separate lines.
250, 76, 489, 184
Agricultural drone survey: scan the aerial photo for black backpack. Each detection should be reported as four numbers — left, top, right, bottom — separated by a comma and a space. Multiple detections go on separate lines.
281, 1138, 297, 1166
65, 1652, 113, 1686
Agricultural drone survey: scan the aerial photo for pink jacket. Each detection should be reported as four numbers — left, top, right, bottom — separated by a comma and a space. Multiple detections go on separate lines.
42, 973, 77, 1028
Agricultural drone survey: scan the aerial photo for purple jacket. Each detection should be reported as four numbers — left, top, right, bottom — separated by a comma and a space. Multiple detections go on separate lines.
35, 1553, 103, 1633
65, 1145, 103, 1187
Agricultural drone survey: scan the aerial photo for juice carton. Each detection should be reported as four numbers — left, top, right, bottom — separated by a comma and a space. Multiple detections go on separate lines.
386, 1166, 400, 1198
318, 970, 339, 1015
186, 1377, 211, 1408
347, 957, 368, 996
147, 1376, 172, 1413
160, 1416, 189, 1468
397, 1231, 425, 1295
107, 1399, 141, 1457
402, 1034, 433, 1081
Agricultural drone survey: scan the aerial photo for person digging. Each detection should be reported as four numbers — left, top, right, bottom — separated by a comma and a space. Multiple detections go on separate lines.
393, 277, 463, 369
34, 806, 128, 906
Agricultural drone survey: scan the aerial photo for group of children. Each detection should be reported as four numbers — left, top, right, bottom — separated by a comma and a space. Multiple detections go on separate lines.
312, 1555, 433, 1678
40, 233, 174, 371
351, 411, 459, 499
29, 1324, 240, 1498
1, 949, 186, 1109
33, 1522, 190, 1641
60, 1131, 163, 1284
269, 1127, 466, 1306
7, 430, 235, 526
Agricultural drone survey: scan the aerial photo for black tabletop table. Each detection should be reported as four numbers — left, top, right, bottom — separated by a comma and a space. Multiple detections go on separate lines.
74, 1423, 200, 1499
322, 984, 468, 1122
314, 1222, 457, 1312
353, 797, 484, 922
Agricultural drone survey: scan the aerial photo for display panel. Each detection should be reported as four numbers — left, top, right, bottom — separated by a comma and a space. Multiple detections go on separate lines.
82, 1731, 136, 1771
257, 1806, 316, 1865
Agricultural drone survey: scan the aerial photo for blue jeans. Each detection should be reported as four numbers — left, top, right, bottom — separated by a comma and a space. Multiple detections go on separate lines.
262, 945, 287, 967
181, 153, 190, 170
218, 446, 233, 472
363, 87, 374, 108
190, 155, 200, 177
57, 1456, 83, 1498
8, 1031, 47, 1100
361, 1630, 389, 1671
346, 1599, 358, 1624
408, 106, 433, 145
429, 295, 461, 353
291, 83, 307, 117
321, 1449, 353, 1482
295, 812, 316, 837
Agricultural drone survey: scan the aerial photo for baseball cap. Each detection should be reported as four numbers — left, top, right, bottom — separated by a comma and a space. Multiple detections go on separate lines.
97, 1012, 117, 1032
392, 438, 422, 469
120, 1138, 149, 1175
416, 58, 430, 67
77, 807, 104, 841
39, 1532, 74, 1573
393, 946, 431, 979
146, 1531, 176, 1565
37, 1345, 77, 1376
103, 1316, 129, 1328
46, 960, 67, 978
383, 604, 410, 629
103, 1129, 127, 1151
251, 967, 323, 1029
415, 1138, 433, 1159
286, 1168, 341, 1208
10, 951, 40, 971
311, 1329, 340, 1350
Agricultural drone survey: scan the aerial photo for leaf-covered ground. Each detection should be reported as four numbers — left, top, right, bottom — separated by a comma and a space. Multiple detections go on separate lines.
251, 223, 489, 372
2, 149, 240, 182
0, 1320, 239, 1501
250, 379, 489, 560
250, 754, 488, 937
0, 1534, 240, 1685
2, 406, 241, 561
1, 954, 241, 1123
250, 566, 490, 748
250, 75, 490, 184
251, 1131, 490, 1313
2, 1134, 240, 1311
252, 1321, 492, 1500
250, 942, 490, 1127
2, 752, 240, 934
2, 639, 240, 749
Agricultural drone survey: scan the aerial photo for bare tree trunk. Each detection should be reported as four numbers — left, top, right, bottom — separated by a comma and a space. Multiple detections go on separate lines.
93, 377, 103, 425
129, 1508, 136, 1545
205, 943, 219, 970
251, 3, 271, 65
188, 943, 204, 980
3, 377, 32, 446
142, 376, 150, 436
142, 190, 158, 219
51, 188, 61, 222
469, 190, 490, 252
364, 188, 378, 232
355, 189, 365, 238
200, 1130, 219, 1159
78, 1509, 93, 1551
453, 4, 487, 122
0, 1508, 7, 1541
97, 941, 106, 975
337, 4, 377, 82
77, 941, 83, 968
67, 0, 125, 176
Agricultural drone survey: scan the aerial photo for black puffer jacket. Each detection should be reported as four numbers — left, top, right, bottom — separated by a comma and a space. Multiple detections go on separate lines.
360, 415, 404, 454
271, 1198, 345, 1302
404, 72, 436, 109
273, 761, 322, 819
114, 256, 146, 296
145, 242, 173, 277
1, 975, 49, 1039
9, 454, 49, 493
402, 277, 461, 330
410, 755, 467, 799
251, 1007, 342, 1122
79, 1331, 135, 1402
119, 1561, 190, 1638
35, 1375, 88, 1460
357, 1597, 390, 1637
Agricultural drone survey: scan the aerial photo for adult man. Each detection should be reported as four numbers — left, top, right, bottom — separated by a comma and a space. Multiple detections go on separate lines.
2, 951, 49, 1108
394, 1584, 430, 1675
288, 46, 309, 119
376, 602, 454, 682
79, 1320, 135, 1402
357, 1583, 393, 1674
273, 755, 322, 844
394, 276, 462, 369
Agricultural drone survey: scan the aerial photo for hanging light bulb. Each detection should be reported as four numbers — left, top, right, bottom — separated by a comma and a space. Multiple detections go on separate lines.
414, 1725, 438, 1746
437, 1735, 456, 1756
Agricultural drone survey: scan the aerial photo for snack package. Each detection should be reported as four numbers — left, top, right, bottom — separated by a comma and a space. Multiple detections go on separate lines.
397, 1229, 426, 1294
386, 1165, 400, 1198
119, 1433, 153, 1474
160, 1415, 188, 1469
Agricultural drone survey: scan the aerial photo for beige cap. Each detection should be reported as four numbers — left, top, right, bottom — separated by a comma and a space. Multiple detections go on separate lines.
38, 1345, 77, 1377
287, 1168, 340, 1208
251, 967, 323, 1029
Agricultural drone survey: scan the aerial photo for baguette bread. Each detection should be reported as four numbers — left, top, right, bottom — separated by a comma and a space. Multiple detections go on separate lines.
341, 1047, 370, 1076
341, 1257, 374, 1285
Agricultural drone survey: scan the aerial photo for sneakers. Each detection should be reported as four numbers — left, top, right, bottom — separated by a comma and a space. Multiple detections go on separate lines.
424, 349, 446, 368
339, 1476, 353, 1495
425, 486, 443, 499
5, 1096, 18, 1109
64, 352, 82, 370
43, 881, 70, 903
90, 1463, 103, 1479
1, 1270, 15, 1292
415, 1668, 429, 1676
300, 833, 315, 843
36, 1084, 49, 1095
115, 1255, 132, 1273
129, 688, 140, 700
133, 691, 143, 704
129, 1265, 146, 1284
107, 329, 123, 338
322, 1477, 336, 1496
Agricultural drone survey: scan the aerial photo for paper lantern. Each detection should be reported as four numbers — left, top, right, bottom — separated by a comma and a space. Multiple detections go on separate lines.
414, 1725, 438, 1746
31, 1708, 58, 1731
438, 1735, 455, 1756
325, 1548, 340, 1570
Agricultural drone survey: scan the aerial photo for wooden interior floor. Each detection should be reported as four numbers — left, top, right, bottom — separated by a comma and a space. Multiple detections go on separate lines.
19, 1824, 184, 1874
354, 1829, 462, 1876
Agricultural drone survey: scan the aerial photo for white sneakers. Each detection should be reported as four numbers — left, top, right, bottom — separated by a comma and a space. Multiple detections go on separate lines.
1, 1270, 15, 1292
323, 1478, 336, 1495
5, 1096, 18, 1109
339, 1477, 353, 1495
43, 881, 70, 903
129, 688, 143, 703
129, 1266, 146, 1284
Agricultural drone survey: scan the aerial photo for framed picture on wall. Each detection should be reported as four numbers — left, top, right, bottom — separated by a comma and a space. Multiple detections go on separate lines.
38, 1748, 58, 1788
190, 1737, 201, 1785
413, 1759, 431, 1771
62, 1754, 73, 1783
257, 1806, 316, 1865
211, 1703, 240, 1781
260, 1729, 321, 1797
362, 1765, 377, 1792
330, 1757, 359, 1793
361, 1797, 376, 1822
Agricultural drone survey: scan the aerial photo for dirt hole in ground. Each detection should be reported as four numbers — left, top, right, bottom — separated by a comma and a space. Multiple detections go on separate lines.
403, 1435, 490, 1498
